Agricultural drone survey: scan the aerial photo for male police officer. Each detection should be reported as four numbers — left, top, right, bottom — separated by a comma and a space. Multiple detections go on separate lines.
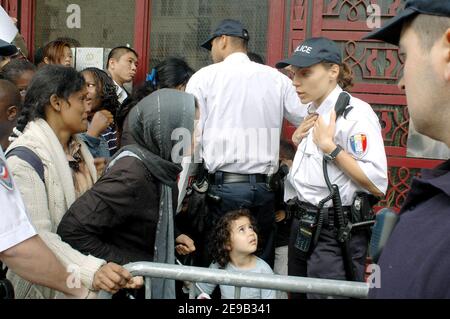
186, 19, 305, 266
365, 0, 450, 298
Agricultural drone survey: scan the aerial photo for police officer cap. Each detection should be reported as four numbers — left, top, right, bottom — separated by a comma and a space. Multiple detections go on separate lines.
0, 39, 18, 57
201, 19, 250, 51
364, 0, 450, 45
275, 37, 342, 69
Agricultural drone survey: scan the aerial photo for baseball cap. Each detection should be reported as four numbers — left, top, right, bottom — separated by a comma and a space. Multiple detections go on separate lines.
364, 0, 450, 45
0, 39, 18, 57
275, 37, 342, 69
201, 19, 250, 51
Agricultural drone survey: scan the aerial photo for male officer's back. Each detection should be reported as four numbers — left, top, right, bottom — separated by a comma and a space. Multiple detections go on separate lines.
186, 19, 305, 266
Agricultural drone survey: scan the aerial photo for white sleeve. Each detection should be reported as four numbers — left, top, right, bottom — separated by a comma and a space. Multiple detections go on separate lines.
0, 148, 36, 252
195, 262, 219, 296
259, 259, 276, 299
0, 187, 36, 253
343, 111, 388, 195
186, 72, 208, 155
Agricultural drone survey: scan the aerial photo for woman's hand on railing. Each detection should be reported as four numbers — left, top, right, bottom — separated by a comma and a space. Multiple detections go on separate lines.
175, 234, 196, 256
92, 262, 133, 294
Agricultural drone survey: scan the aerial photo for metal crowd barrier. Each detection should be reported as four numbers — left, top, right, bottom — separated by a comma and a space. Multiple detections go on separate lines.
97, 262, 369, 299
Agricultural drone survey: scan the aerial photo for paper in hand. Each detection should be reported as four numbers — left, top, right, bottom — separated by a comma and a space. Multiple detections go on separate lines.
0, 6, 18, 43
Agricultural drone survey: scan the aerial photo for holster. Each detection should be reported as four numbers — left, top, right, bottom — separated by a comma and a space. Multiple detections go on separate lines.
350, 192, 377, 224
267, 164, 290, 192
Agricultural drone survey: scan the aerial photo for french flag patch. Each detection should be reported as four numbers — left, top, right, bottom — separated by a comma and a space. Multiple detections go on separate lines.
0, 158, 13, 191
349, 134, 368, 158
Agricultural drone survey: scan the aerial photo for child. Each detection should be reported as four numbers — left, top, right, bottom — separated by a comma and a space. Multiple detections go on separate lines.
197, 209, 276, 299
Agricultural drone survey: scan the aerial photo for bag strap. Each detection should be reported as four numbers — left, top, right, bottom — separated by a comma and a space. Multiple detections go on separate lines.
6, 146, 45, 183
107, 150, 141, 171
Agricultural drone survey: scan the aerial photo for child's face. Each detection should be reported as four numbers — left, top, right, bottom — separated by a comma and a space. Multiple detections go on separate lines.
229, 216, 258, 255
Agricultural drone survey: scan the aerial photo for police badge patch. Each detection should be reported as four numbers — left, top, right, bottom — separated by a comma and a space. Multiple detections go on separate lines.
349, 134, 368, 159
0, 157, 14, 191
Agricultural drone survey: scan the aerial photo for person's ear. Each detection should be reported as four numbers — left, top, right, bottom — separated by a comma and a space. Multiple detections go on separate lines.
330, 64, 340, 81
444, 28, 450, 82
109, 58, 116, 71
49, 94, 62, 112
43, 57, 50, 65
6, 105, 18, 122
220, 36, 228, 50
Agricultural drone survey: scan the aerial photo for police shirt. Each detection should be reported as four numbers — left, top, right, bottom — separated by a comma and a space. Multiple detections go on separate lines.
289, 85, 388, 207
0, 146, 36, 252
186, 52, 306, 175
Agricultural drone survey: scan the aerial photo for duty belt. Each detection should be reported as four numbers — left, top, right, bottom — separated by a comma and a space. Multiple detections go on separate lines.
208, 172, 269, 185
292, 201, 352, 226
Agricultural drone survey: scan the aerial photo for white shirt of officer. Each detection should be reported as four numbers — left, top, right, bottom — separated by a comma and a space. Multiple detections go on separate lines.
0, 146, 36, 252
289, 85, 388, 207
186, 52, 306, 175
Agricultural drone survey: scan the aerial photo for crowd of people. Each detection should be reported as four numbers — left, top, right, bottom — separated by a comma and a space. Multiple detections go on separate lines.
0, 0, 449, 300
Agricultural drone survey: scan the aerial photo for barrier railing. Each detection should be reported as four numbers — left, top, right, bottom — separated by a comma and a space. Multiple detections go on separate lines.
98, 262, 369, 299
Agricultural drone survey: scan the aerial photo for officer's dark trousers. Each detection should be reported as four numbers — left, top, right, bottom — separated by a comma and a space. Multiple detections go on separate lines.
207, 178, 276, 267
288, 217, 369, 299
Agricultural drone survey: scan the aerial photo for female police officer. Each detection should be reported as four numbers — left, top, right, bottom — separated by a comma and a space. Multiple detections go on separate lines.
276, 37, 388, 299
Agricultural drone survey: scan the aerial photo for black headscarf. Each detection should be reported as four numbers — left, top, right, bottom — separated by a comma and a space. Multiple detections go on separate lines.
112, 88, 196, 299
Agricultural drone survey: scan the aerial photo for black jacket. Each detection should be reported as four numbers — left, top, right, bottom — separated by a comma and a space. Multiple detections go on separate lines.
58, 156, 179, 265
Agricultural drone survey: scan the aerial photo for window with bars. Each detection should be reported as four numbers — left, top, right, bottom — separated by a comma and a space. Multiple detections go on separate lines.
149, 0, 270, 71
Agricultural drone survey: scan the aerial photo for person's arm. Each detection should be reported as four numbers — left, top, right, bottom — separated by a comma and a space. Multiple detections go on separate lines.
313, 111, 387, 197
291, 113, 319, 146
0, 235, 86, 297
79, 133, 102, 158
87, 111, 114, 138
6, 156, 128, 291
259, 260, 276, 299
195, 263, 219, 297
185, 72, 207, 158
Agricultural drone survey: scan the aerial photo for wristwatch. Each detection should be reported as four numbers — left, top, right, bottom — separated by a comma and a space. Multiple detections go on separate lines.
324, 144, 343, 162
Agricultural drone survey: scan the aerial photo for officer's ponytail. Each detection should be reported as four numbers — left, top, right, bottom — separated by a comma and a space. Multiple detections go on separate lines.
323, 62, 354, 91
338, 62, 354, 91
10, 65, 85, 139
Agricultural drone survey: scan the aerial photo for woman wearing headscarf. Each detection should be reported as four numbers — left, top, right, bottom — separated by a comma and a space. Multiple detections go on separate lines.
57, 89, 197, 299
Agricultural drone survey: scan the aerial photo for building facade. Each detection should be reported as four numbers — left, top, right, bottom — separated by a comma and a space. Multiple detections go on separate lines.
1, 0, 443, 211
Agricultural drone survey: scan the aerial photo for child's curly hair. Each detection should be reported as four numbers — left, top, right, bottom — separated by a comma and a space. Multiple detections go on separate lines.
209, 209, 258, 268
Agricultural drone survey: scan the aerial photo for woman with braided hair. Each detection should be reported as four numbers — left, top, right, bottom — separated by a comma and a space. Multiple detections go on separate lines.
6, 65, 141, 299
